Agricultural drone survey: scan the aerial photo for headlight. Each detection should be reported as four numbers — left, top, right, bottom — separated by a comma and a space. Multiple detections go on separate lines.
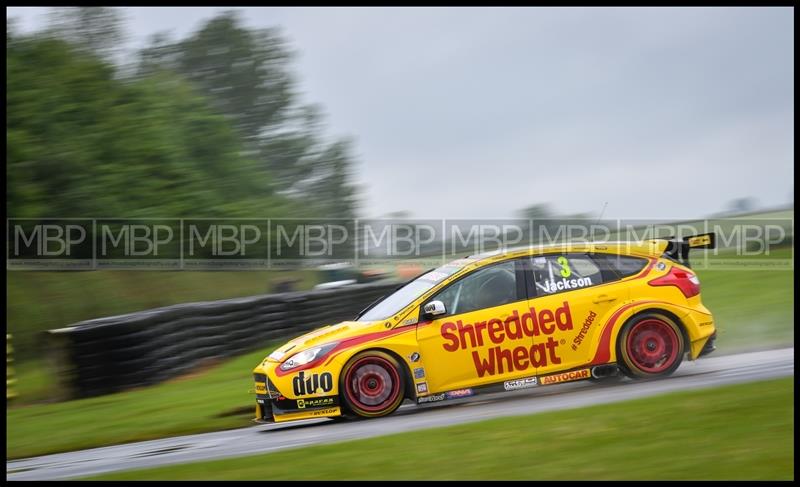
279, 342, 338, 371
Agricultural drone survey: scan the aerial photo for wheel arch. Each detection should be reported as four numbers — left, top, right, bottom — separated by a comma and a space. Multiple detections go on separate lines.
597, 302, 691, 364
616, 307, 690, 352
614, 307, 690, 374
337, 346, 415, 405
347, 346, 415, 401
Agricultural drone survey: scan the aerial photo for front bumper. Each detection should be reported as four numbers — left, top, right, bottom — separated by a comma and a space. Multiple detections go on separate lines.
253, 372, 341, 423
255, 397, 274, 423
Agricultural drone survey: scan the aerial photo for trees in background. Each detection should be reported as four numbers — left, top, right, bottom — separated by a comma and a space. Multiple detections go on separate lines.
7, 8, 359, 219
44, 6, 126, 63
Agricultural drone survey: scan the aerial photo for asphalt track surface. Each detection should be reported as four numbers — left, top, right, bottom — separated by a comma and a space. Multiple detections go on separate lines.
7, 347, 794, 480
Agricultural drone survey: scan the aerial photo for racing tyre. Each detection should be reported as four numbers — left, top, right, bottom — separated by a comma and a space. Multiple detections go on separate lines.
617, 312, 685, 379
340, 350, 405, 419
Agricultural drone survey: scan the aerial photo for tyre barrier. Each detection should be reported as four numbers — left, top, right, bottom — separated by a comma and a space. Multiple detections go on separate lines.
7, 334, 16, 401
46, 281, 399, 399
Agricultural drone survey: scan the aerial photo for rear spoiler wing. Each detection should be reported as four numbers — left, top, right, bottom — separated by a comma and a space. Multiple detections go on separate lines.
660, 232, 716, 268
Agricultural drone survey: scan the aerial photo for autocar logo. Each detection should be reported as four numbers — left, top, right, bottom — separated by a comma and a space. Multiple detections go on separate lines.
540, 369, 590, 385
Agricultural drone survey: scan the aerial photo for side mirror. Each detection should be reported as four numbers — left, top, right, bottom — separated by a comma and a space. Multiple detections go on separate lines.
423, 300, 447, 318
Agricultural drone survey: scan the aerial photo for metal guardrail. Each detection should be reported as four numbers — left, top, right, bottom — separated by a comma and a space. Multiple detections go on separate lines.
46, 281, 398, 399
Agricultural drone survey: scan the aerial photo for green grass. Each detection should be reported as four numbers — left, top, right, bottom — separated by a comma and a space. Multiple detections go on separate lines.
7, 359, 50, 405
6, 346, 279, 460
695, 263, 794, 351
89, 377, 794, 480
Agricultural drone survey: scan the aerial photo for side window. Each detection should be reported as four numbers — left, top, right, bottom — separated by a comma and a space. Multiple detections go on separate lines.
429, 261, 518, 317
603, 254, 649, 278
529, 253, 604, 296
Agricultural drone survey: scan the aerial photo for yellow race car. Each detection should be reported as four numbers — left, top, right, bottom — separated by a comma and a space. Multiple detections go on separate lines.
253, 234, 717, 423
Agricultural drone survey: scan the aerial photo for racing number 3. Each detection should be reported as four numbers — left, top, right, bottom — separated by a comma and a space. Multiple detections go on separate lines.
556, 256, 571, 278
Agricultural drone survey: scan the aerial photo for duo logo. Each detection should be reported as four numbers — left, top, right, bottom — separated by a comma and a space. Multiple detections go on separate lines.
292, 371, 333, 396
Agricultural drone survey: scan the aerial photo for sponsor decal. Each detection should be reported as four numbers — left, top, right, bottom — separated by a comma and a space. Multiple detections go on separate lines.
274, 395, 338, 411
542, 276, 593, 293
409, 352, 421, 362
503, 377, 538, 391
531, 256, 595, 294
688, 234, 712, 248
557, 256, 572, 277
255, 382, 267, 394
540, 369, 590, 385
417, 393, 446, 404
402, 317, 418, 326
571, 310, 597, 351
310, 407, 339, 417
257, 399, 265, 404
289, 326, 348, 350
297, 397, 335, 409
292, 371, 334, 396
416, 382, 428, 393
445, 388, 474, 399
440, 301, 574, 377
414, 367, 425, 379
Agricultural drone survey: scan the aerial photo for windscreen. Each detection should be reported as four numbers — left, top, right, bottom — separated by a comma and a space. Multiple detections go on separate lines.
357, 263, 467, 322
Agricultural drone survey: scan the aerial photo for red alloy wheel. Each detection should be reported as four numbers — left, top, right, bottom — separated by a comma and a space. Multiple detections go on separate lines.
625, 318, 680, 374
343, 355, 402, 414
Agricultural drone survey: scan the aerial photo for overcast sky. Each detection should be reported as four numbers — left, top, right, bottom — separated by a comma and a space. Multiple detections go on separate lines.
7, 7, 794, 220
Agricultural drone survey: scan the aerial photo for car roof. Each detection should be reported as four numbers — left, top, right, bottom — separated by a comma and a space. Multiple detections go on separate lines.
466, 240, 668, 265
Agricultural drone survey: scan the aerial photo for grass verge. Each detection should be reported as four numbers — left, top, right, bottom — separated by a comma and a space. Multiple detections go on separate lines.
89, 377, 795, 480
695, 262, 794, 352
6, 346, 277, 460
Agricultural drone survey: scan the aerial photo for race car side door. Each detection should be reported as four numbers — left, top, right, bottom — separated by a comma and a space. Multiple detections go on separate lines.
524, 252, 628, 377
416, 258, 535, 393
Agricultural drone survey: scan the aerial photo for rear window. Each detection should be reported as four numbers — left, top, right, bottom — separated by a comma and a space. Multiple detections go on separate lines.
603, 254, 649, 278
